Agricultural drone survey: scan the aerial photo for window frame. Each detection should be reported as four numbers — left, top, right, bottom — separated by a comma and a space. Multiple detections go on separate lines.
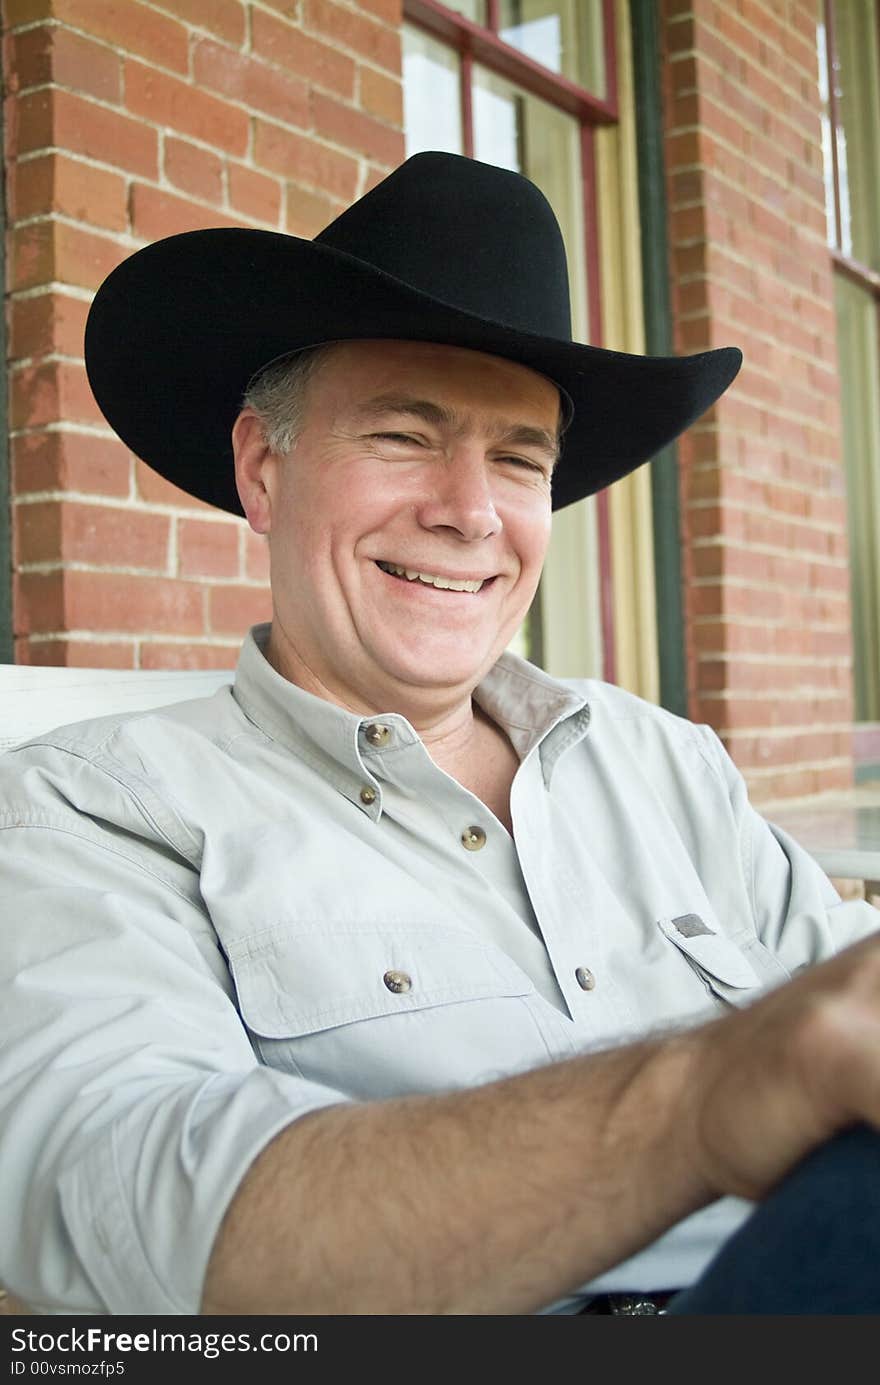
822, 0, 880, 769
403, 0, 621, 679
822, 0, 880, 294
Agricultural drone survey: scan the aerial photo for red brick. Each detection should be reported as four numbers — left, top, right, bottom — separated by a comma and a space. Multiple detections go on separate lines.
228, 162, 282, 227
150, 0, 246, 47
10, 152, 128, 231
11, 360, 103, 430
4, 0, 53, 27
12, 500, 58, 567
7, 27, 52, 94
251, 8, 356, 99
8, 25, 121, 102
665, 128, 704, 168
722, 730, 843, 770
52, 220, 127, 291
17, 500, 171, 570
130, 184, 243, 240
8, 156, 52, 223
304, 0, 401, 73
311, 90, 403, 165
207, 584, 273, 635
23, 570, 205, 635
15, 637, 137, 668
192, 39, 310, 128
10, 221, 54, 292
10, 291, 90, 361
285, 181, 341, 237
15, 87, 159, 177
11, 430, 132, 499
140, 641, 238, 670
178, 518, 241, 578
254, 120, 359, 199
358, 65, 403, 126
125, 60, 249, 156
134, 458, 214, 512
52, 24, 122, 102
14, 571, 64, 635
356, 0, 402, 21
48, 0, 188, 74
163, 137, 224, 204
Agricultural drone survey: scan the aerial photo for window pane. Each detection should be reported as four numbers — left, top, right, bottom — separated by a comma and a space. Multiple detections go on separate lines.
472, 65, 589, 341
816, 20, 838, 249
832, 0, 880, 271
498, 0, 606, 98
836, 273, 880, 722
403, 24, 464, 156
437, 0, 486, 21
472, 64, 596, 672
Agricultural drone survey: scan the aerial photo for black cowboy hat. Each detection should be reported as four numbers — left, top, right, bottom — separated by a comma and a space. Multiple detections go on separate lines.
85, 151, 741, 514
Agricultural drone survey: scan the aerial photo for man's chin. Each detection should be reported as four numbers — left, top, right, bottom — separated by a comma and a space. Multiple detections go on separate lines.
370, 648, 502, 701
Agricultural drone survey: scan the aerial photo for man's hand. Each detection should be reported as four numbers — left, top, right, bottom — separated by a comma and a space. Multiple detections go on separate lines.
687, 932, 880, 1201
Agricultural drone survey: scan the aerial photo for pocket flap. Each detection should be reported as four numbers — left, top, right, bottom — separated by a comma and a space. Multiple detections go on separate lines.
657, 916, 761, 989
227, 928, 533, 1038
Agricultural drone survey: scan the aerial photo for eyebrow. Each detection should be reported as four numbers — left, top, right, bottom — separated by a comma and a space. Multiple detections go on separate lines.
355, 394, 561, 467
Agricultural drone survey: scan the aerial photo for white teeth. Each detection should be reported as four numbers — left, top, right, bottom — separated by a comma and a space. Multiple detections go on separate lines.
377, 561, 484, 593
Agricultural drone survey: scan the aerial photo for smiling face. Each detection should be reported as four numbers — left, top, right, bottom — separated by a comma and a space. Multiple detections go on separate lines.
233, 339, 560, 719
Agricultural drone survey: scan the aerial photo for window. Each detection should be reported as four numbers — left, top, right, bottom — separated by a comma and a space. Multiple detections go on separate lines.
819, 0, 880, 776
402, 2, 660, 697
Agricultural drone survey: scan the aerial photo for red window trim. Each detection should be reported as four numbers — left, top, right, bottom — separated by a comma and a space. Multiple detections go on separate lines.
833, 250, 880, 298
405, 0, 618, 123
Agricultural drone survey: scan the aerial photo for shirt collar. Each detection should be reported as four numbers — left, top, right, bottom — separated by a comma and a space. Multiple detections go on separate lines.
232, 624, 591, 806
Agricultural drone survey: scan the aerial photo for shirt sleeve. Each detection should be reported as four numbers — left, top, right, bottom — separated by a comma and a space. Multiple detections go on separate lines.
696, 722, 880, 966
0, 743, 349, 1316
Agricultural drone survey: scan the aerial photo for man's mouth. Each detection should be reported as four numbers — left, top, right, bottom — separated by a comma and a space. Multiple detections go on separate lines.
375, 560, 488, 593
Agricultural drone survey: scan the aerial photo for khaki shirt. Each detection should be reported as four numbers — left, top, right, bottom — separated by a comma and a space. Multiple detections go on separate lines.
0, 625, 876, 1314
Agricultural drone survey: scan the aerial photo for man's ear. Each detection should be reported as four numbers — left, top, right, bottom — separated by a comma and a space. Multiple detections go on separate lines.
232, 410, 277, 535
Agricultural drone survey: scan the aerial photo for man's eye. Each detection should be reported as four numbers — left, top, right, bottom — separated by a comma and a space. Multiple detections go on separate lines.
373, 432, 419, 445
501, 455, 546, 474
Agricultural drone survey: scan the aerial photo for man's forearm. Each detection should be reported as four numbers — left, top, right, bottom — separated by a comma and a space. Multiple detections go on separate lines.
201, 1032, 708, 1315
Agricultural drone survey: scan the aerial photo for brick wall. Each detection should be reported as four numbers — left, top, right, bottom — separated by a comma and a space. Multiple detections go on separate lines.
662, 0, 855, 801
3, 0, 404, 669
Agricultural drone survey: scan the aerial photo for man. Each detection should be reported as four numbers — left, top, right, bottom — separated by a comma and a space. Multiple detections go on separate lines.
1, 152, 879, 1317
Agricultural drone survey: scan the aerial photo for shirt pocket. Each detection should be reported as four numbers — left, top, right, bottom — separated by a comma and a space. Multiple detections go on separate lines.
656, 915, 789, 1009
225, 926, 553, 1099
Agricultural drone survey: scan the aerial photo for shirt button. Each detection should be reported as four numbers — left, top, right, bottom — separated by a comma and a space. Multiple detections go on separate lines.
461, 825, 487, 851
359, 785, 377, 805
383, 969, 412, 994
364, 723, 391, 747
575, 966, 596, 991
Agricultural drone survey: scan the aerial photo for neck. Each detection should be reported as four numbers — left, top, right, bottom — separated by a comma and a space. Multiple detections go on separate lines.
264, 622, 485, 758
264, 624, 518, 827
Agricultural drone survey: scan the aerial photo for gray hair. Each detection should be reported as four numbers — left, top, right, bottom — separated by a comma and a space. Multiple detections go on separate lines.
242, 343, 339, 456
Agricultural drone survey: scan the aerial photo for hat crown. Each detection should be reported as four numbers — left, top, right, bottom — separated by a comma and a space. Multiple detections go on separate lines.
315, 152, 572, 342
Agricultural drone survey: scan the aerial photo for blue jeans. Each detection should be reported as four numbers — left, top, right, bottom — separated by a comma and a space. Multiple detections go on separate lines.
665, 1124, 880, 1314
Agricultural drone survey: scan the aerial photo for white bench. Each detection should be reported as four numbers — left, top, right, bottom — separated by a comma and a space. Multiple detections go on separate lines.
0, 661, 231, 1316
0, 664, 233, 753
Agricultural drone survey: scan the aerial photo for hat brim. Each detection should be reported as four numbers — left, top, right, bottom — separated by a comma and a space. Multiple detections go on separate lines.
85, 227, 741, 514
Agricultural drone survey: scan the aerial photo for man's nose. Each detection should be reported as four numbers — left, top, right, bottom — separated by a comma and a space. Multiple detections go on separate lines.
415, 449, 502, 541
